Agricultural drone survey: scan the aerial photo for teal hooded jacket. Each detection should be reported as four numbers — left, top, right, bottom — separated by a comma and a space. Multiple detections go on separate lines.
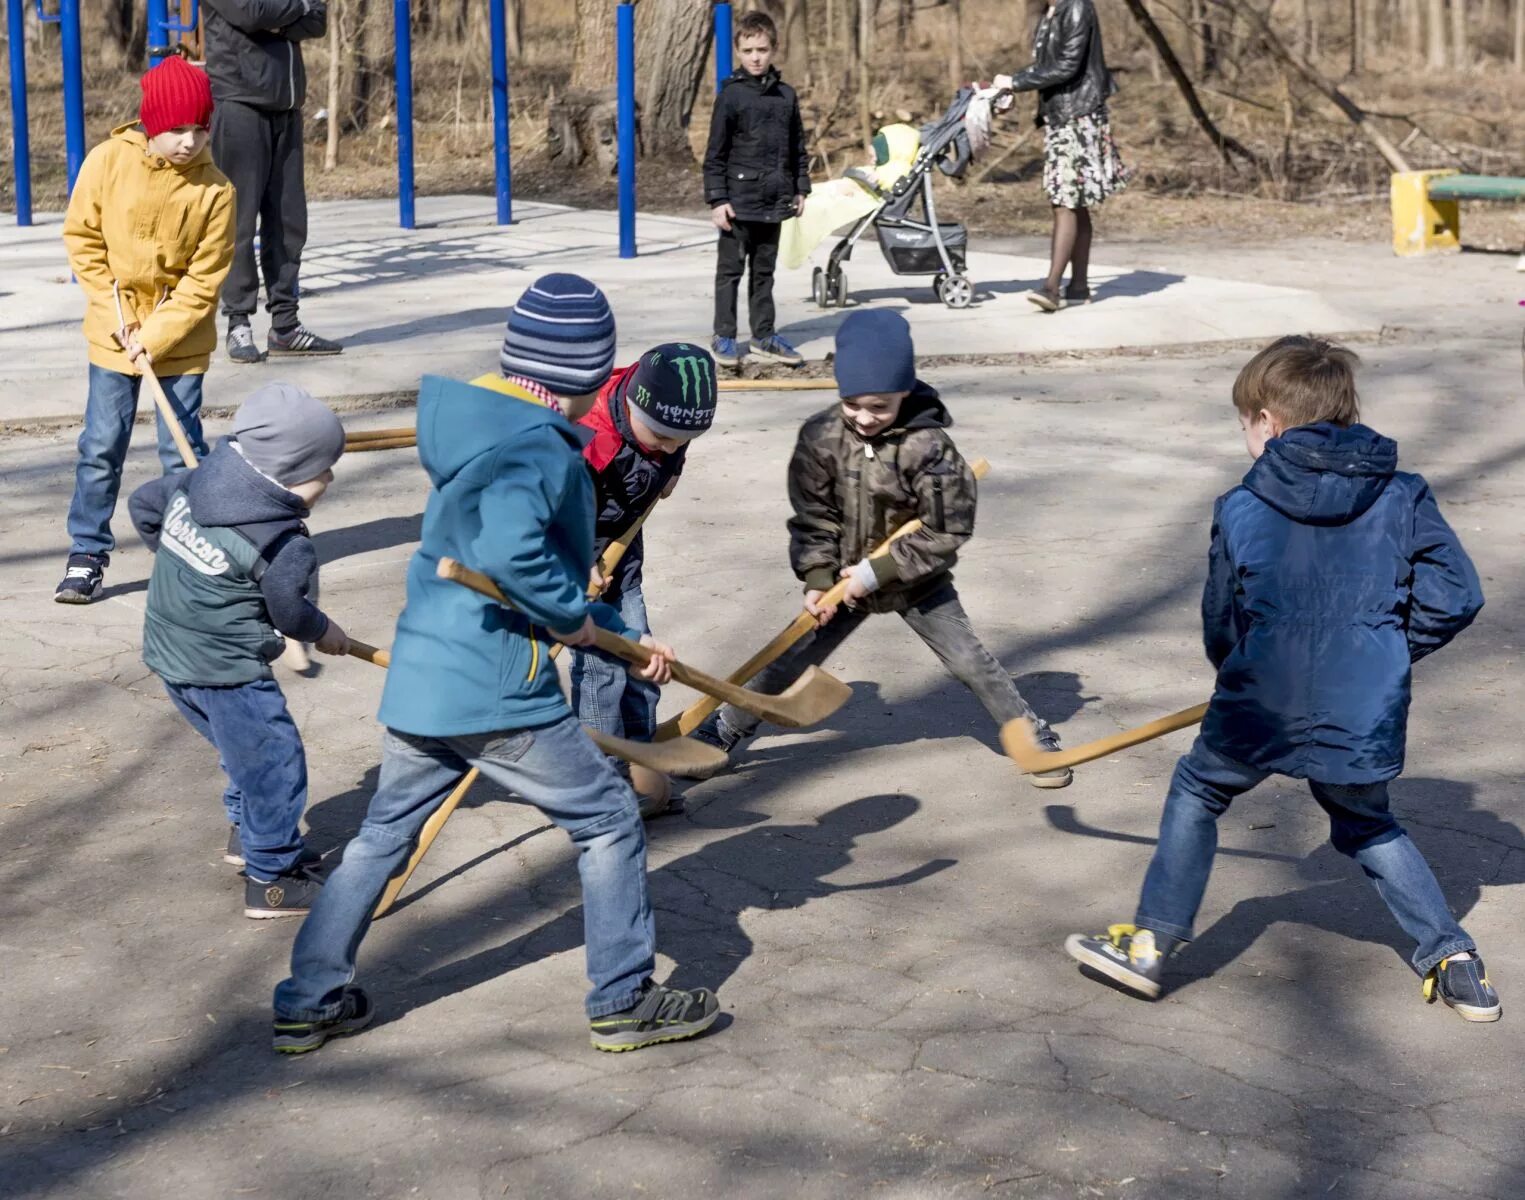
378, 374, 636, 737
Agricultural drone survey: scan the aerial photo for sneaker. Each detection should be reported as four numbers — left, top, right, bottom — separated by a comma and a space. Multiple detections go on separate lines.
268, 324, 343, 357
226, 322, 263, 364
54, 553, 106, 604
711, 335, 746, 368
273, 986, 375, 1054
1064, 924, 1167, 999
1426, 953, 1502, 1023
589, 982, 720, 1052
671, 717, 736, 781
1026, 287, 1062, 314
1030, 732, 1073, 790
749, 334, 804, 366
244, 862, 325, 919
1063, 284, 1093, 305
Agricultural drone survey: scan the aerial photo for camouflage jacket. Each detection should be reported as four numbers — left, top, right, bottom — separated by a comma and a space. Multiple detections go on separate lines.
787, 383, 977, 614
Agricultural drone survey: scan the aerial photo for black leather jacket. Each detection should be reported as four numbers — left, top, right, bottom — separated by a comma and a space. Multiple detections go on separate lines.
1013, 0, 1116, 127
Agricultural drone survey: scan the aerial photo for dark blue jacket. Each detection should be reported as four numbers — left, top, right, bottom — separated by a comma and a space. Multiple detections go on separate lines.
1201, 422, 1482, 784
378, 375, 637, 738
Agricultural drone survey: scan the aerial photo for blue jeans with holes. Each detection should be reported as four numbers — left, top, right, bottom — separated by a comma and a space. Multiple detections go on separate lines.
570, 585, 658, 747
274, 715, 655, 1021
1136, 737, 1474, 974
165, 678, 308, 879
66, 365, 208, 558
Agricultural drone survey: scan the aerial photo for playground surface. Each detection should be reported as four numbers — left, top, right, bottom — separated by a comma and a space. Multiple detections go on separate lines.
2, 207, 1524, 1199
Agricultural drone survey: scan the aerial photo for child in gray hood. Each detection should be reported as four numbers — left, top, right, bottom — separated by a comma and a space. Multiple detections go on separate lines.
130, 382, 349, 919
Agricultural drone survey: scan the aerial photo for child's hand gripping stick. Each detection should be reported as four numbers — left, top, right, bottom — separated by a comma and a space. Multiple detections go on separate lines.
437, 557, 853, 729
111, 331, 200, 469
653, 457, 990, 741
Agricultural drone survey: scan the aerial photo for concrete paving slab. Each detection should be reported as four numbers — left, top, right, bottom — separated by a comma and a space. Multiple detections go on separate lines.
0, 196, 1379, 425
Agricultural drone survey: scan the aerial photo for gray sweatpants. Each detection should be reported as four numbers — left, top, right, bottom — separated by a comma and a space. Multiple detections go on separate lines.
712, 580, 1052, 746
211, 100, 307, 326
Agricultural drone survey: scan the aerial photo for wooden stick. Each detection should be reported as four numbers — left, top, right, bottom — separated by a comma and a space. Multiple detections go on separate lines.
547, 492, 663, 663
718, 377, 836, 391
1000, 702, 1209, 774
345, 426, 415, 441
114, 339, 199, 468
438, 557, 853, 729
343, 437, 417, 453
374, 768, 477, 918
653, 457, 990, 741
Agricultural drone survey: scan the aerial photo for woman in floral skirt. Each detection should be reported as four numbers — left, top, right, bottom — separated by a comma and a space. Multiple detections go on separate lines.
997, 0, 1129, 312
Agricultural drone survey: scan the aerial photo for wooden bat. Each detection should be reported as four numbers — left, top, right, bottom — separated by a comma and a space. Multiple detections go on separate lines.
1000, 702, 1209, 774
438, 558, 853, 729
113, 334, 199, 468
653, 457, 990, 741
547, 492, 663, 663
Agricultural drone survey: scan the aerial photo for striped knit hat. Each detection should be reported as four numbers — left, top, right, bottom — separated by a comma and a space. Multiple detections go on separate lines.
499, 274, 617, 397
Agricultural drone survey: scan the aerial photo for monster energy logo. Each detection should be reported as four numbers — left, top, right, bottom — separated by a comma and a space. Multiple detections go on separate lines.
671, 353, 713, 405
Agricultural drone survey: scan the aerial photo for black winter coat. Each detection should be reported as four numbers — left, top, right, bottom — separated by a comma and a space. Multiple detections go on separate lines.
1201, 423, 1483, 784
787, 385, 977, 614
203, 0, 327, 111
1013, 0, 1115, 127
703, 68, 812, 224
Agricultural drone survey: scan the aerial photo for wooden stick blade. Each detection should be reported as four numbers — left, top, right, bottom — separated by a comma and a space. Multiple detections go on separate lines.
586, 729, 727, 775
1001, 702, 1210, 774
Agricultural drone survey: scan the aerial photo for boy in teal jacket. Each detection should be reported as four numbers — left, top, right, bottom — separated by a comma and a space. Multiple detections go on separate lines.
273, 274, 721, 1054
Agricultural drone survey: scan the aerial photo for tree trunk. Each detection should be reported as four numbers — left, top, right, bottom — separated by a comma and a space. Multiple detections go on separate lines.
783, 0, 810, 78
1404, 0, 1423, 62
948, 0, 964, 89
857, 0, 874, 147
573, 0, 620, 91
1449, 0, 1468, 67
638, 0, 714, 159
1294, 0, 1309, 58
1363, 0, 1381, 56
1426, 0, 1447, 66
506, 0, 524, 61
324, 0, 342, 169
1351, 0, 1364, 71
102, 0, 145, 69
349, 0, 395, 133
1515, 0, 1524, 70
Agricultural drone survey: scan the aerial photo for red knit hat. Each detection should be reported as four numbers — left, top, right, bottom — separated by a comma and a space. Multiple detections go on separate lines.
139, 57, 214, 138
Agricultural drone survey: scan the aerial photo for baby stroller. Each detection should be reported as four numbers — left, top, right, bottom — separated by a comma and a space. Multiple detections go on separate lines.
812, 87, 982, 311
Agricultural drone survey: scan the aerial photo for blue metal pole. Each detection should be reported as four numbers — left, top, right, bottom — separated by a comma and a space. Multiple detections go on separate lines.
488, 0, 511, 224
394, 0, 415, 229
7, 0, 32, 224
616, 1, 635, 259
146, 0, 170, 64
58, 0, 84, 194
714, 2, 732, 92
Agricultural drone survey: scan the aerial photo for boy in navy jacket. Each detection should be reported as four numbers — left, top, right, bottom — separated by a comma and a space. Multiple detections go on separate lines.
131, 383, 347, 918
273, 275, 720, 1055
1065, 336, 1498, 1022
571, 343, 717, 812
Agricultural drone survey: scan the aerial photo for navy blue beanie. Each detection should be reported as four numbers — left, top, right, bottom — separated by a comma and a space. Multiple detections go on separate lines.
833, 310, 916, 397
500, 273, 617, 396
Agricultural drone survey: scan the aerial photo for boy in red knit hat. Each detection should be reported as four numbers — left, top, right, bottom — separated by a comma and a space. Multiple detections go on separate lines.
55, 57, 236, 604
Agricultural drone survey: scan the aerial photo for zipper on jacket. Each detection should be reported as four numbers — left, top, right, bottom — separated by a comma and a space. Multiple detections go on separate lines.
932, 475, 945, 528
287, 43, 296, 110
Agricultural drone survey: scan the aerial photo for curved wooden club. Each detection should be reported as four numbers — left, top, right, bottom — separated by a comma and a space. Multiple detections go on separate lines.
345, 635, 726, 918
114, 339, 199, 468
1000, 702, 1209, 774
547, 492, 663, 663
438, 558, 852, 729
653, 457, 990, 741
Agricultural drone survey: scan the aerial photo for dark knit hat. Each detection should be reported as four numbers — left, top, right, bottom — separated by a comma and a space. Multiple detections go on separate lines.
833, 310, 916, 398
624, 343, 718, 440
139, 57, 214, 138
500, 273, 617, 397
232, 383, 346, 487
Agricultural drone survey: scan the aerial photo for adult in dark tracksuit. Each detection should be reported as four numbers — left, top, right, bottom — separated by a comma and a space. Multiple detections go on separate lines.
203, 0, 342, 363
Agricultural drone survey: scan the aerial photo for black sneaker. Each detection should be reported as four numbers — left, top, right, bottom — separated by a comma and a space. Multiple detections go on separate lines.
268, 324, 343, 357
1426, 954, 1502, 1023
590, 982, 720, 1052
54, 553, 106, 604
244, 862, 325, 919
273, 986, 375, 1054
1064, 924, 1167, 999
226, 322, 263, 364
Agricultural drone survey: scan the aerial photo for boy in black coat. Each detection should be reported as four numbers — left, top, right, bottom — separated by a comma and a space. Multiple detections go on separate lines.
702, 10, 810, 369
1064, 336, 1499, 1022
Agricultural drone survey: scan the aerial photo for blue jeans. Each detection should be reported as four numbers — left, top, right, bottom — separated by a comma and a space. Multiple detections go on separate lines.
165, 678, 308, 879
67, 365, 209, 558
1136, 738, 1474, 974
274, 715, 655, 1021
570, 585, 658, 745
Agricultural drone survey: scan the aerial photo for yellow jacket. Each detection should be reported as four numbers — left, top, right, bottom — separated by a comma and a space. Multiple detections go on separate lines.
62, 123, 236, 377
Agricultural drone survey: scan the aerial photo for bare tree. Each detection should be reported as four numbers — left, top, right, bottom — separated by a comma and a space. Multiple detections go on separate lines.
948, 0, 964, 90
324, 0, 343, 170
857, 0, 874, 147
1449, 0, 1468, 67
638, 0, 715, 158
1350, 0, 1364, 71
1515, 0, 1524, 70
1404, 0, 1423, 62
506, 0, 525, 61
1426, 0, 1447, 66
572, 0, 619, 90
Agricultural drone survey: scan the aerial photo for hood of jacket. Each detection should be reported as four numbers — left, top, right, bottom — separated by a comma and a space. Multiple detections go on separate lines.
417, 374, 588, 494
841, 381, 951, 441
1243, 422, 1396, 527
725, 65, 782, 95
111, 121, 219, 173
184, 439, 309, 549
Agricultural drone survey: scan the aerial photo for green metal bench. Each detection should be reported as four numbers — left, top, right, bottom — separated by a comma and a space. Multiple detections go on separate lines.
1427, 175, 1525, 202
1390, 170, 1525, 259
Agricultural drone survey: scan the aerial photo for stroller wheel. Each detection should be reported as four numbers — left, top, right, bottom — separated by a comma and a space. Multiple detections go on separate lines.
832, 270, 850, 308
812, 267, 827, 308
941, 274, 973, 309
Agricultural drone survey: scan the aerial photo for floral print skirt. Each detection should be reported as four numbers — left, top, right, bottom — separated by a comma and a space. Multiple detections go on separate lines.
1042, 106, 1129, 210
